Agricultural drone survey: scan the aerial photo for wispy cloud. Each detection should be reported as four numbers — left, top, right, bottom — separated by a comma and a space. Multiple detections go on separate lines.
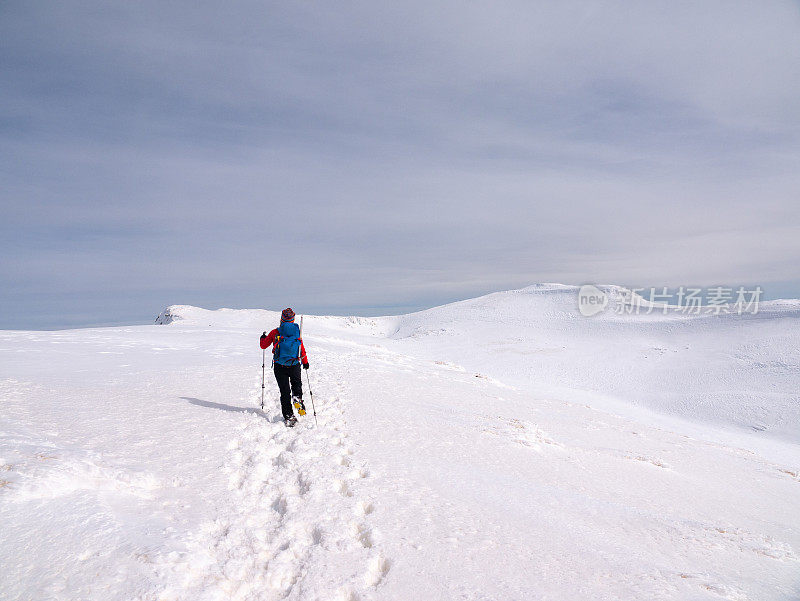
2, 1, 799, 328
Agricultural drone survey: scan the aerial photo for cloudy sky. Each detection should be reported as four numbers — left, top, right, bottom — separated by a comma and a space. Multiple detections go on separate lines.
2, 1, 799, 328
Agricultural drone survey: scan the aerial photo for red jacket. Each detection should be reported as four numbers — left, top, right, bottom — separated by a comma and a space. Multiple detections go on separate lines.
262, 328, 308, 365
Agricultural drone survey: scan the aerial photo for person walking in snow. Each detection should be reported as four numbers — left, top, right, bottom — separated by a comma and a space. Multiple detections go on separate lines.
260, 308, 309, 427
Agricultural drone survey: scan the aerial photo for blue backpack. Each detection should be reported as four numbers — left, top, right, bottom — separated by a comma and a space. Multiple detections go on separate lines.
273, 321, 301, 366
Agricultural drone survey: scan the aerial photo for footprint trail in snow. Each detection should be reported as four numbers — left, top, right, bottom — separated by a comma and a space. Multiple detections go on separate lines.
158, 380, 389, 601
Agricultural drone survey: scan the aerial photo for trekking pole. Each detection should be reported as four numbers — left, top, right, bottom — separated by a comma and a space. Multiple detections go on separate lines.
259, 331, 268, 410
300, 316, 318, 427
306, 369, 317, 427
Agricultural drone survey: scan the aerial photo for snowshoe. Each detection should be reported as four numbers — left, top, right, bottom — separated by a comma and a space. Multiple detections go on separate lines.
293, 397, 306, 416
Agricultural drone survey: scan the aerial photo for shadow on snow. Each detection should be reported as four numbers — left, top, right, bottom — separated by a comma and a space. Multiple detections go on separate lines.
180, 397, 273, 420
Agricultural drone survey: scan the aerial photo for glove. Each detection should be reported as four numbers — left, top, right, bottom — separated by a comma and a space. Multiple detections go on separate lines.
302, 363, 309, 370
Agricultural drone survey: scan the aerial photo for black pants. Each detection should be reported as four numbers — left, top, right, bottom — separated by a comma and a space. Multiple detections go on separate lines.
273, 363, 303, 419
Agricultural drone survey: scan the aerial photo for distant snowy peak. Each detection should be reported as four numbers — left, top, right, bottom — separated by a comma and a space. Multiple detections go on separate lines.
514, 283, 648, 304
155, 284, 799, 330
155, 305, 187, 324
155, 305, 202, 325
155, 305, 281, 329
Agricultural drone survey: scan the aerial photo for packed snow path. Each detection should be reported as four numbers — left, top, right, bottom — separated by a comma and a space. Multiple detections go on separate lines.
158, 385, 388, 600
2, 287, 799, 600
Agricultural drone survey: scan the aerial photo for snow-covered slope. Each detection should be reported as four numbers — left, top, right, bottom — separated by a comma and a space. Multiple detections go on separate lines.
158, 284, 800, 443
2, 286, 799, 600
384, 284, 800, 444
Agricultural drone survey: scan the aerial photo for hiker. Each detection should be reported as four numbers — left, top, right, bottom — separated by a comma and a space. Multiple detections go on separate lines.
260, 308, 309, 427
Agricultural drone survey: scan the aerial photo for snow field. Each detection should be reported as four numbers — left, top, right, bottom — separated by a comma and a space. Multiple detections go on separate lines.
340, 342, 799, 600
2, 285, 799, 600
